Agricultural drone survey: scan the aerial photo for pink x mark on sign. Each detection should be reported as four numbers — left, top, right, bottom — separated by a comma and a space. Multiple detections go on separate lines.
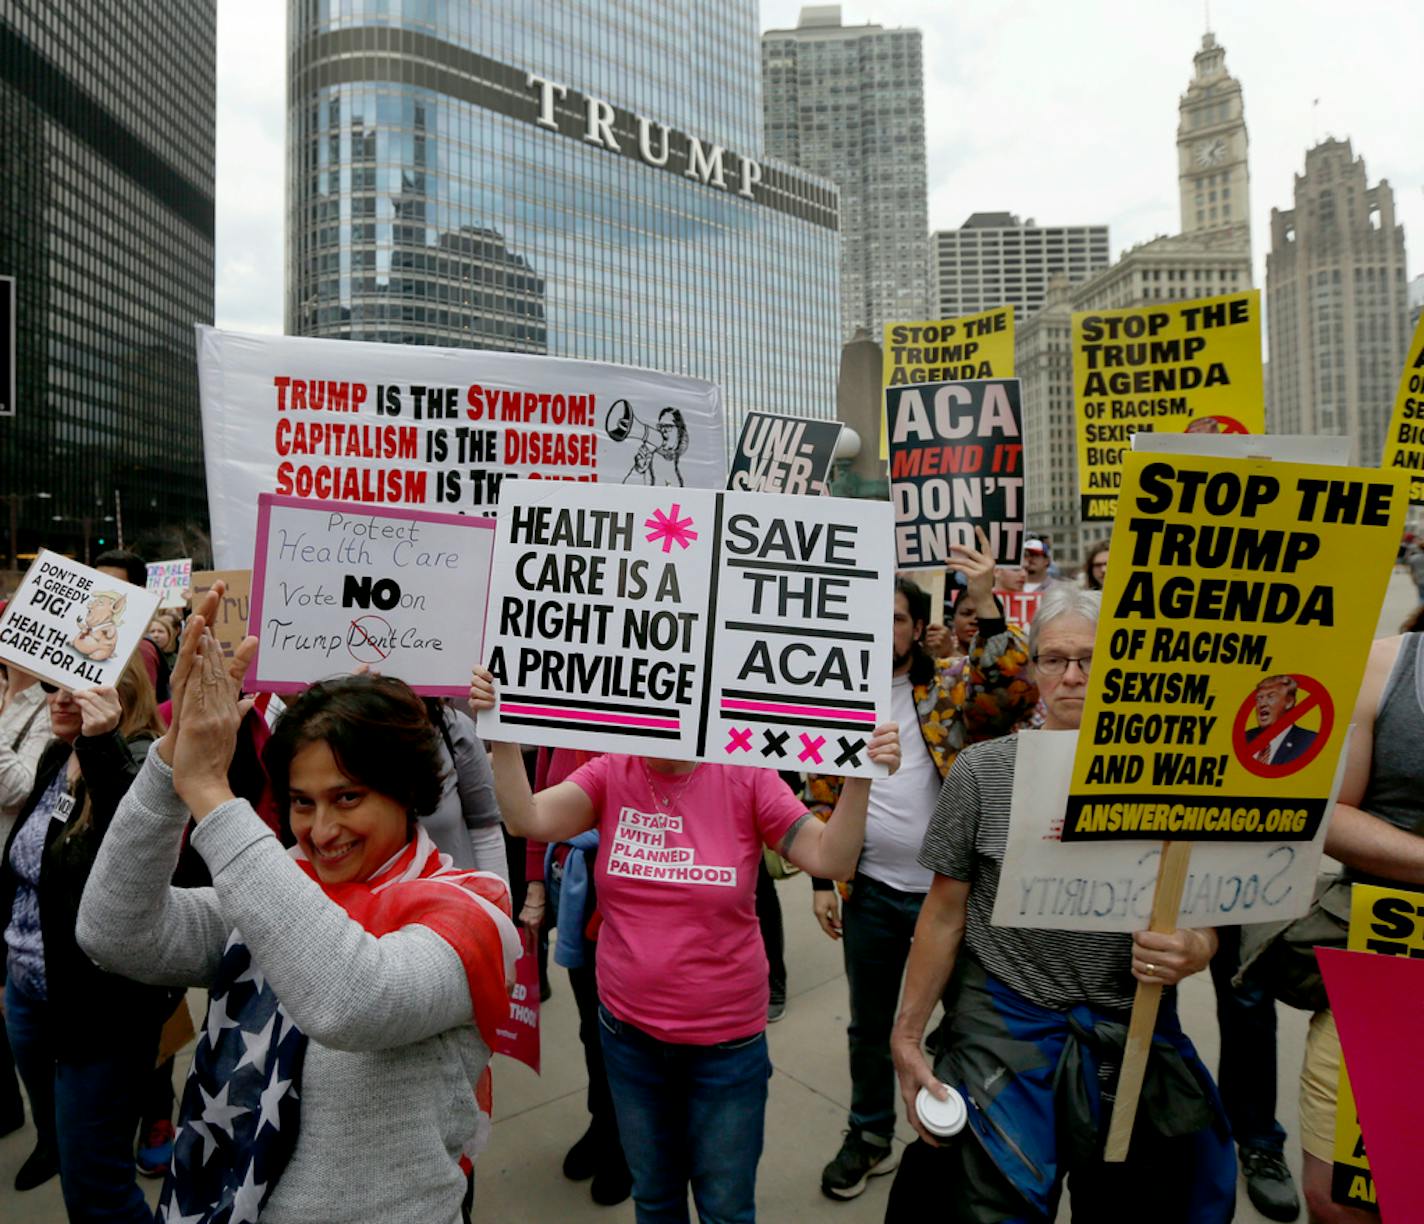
726, 727, 753, 754
798, 733, 826, 764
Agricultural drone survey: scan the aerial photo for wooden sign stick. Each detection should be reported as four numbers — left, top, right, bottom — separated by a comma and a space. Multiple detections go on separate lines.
926, 570, 947, 631
1103, 839, 1194, 1162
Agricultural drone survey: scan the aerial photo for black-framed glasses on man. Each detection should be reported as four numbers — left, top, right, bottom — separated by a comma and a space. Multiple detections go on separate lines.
1031, 653, 1093, 677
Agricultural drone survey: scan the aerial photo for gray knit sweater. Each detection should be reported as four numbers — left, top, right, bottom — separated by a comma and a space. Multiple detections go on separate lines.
77, 752, 488, 1224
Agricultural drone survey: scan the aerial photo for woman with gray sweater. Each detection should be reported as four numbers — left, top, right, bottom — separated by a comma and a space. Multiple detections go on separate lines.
78, 616, 518, 1224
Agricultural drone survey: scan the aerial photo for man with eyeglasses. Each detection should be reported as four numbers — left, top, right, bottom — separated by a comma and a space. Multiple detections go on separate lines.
888, 585, 1236, 1222
806, 529, 1038, 1202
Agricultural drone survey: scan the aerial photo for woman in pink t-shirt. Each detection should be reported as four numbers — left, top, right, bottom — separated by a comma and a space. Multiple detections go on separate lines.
472, 667, 899, 1223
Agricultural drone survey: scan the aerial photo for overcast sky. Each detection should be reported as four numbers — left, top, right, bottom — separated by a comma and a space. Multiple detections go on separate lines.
216, 0, 1424, 335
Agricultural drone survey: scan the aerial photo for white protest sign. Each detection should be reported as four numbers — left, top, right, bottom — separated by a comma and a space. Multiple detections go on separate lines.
477, 480, 894, 777
198, 326, 726, 568
1132, 433, 1348, 465
992, 729, 1339, 932
0, 549, 162, 690
246, 494, 497, 696
146, 557, 192, 608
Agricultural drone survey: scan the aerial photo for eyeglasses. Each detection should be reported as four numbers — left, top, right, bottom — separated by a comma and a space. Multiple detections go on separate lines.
1032, 653, 1093, 678
40, 681, 60, 695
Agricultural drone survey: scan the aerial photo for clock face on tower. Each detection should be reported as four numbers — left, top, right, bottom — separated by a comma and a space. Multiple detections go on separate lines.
1195, 137, 1227, 167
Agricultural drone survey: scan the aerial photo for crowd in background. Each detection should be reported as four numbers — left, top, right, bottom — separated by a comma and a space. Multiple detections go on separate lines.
0, 535, 1419, 1224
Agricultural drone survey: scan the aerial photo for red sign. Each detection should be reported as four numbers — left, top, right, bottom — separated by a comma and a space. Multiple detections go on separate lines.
995, 589, 1042, 625
492, 929, 541, 1073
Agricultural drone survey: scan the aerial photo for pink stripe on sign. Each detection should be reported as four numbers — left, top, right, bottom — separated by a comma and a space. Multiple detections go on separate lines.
721, 698, 876, 723
501, 703, 680, 730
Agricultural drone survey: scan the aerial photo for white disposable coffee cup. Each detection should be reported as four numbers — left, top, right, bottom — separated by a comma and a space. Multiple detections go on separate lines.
915, 1083, 967, 1138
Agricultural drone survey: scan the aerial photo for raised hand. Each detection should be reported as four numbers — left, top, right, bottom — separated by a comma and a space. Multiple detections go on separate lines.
72, 686, 122, 737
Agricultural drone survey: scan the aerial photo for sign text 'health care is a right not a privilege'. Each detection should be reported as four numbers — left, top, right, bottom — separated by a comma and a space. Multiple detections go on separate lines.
476, 481, 893, 778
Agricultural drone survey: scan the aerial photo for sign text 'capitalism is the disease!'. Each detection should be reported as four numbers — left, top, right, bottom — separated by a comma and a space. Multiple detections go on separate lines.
1061, 452, 1404, 842
0, 550, 161, 691
879, 306, 1014, 459
246, 495, 497, 696
476, 481, 893, 778
1074, 291, 1264, 520
197, 326, 725, 568
887, 378, 1024, 568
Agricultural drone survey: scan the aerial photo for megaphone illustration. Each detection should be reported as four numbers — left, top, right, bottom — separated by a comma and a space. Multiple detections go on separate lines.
605, 399, 690, 485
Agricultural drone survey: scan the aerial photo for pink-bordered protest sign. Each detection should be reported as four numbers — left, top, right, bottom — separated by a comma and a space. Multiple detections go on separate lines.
246, 493, 496, 696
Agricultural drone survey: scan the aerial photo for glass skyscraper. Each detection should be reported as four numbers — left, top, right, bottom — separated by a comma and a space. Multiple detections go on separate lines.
286, 0, 841, 446
0, 0, 216, 568
762, 6, 928, 341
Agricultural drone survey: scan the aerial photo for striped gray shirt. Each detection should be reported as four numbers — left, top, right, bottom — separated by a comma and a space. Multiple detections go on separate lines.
918, 737, 1138, 1013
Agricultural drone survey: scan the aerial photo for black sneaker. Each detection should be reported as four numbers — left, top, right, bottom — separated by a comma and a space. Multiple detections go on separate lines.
563, 1124, 599, 1181
767, 997, 787, 1023
590, 1148, 632, 1207
1240, 1148, 1300, 1222
820, 1131, 898, 1201
14, 1144, 58, 1192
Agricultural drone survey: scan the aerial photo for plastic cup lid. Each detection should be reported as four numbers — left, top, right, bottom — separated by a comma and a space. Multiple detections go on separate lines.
915, 1084, 967, 1137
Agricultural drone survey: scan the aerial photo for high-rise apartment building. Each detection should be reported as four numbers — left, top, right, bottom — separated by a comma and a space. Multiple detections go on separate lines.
287, 0, 840, 449
0, 1, 216, 567
931, 214, 1109, 320
1177, 32, 1251, 257
762, 5, 927, 339
1266, 139, 1410, 464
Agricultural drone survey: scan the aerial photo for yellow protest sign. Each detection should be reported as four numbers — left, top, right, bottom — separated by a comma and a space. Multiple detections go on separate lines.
1330, 883, 1424, 1210
1378, 312, 1424, 505
1062, 451, 1405, 841
880, 306, 1014, 458
1073, 290, 1264, 521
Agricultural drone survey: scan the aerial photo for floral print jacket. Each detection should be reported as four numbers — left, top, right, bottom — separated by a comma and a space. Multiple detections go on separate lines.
804, 618, 1037, 890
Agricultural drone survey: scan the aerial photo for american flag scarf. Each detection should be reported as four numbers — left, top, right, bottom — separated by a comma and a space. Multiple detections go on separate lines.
159, 828, 517, 1223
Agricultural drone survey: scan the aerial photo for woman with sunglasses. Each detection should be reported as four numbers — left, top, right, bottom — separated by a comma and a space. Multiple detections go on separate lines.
1, 659, 170, 1216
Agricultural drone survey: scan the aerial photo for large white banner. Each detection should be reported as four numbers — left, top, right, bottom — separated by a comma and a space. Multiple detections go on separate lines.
992, 730, 1338, 932
246, 495, 497, 696
198, 327, 727, 568
476, 480, 894, 777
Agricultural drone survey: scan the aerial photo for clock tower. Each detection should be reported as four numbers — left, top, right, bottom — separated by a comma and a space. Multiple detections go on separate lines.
1177, 32, 1250, 255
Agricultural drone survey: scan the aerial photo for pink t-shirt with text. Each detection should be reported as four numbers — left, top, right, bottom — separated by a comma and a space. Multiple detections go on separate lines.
565, 755, 806, 1045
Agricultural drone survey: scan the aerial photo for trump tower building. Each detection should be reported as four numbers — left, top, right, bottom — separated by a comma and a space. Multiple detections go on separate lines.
286, 0, 843, 448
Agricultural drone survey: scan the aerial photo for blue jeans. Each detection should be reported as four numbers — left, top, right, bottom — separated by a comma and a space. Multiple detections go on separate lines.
842, 873, 926, 1140
1210, 925, 1287, 1155
598, 1003, 771, 1223
5, 975, 156, 1222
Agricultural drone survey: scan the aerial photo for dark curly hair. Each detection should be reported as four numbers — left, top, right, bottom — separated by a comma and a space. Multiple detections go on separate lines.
262, 675, 447, 824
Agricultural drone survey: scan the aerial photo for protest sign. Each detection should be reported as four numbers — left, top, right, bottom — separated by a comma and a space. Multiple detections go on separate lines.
1322, 882, 1424, 1215
0, 549, 161, 690
992, 730, 1339, 932
994, 589, 1041, 626
727, 413, 842, 495
197, 326, 726, 568
1061, 452, 1404, 843
880, 306, 1014, 459
246, 495, 496, 696
477, 480, 893, 777
888, 379, 1025, 568
1378, 312, 1424, 505
189, 569, 252, 659
493, 930, 541, 1074
146, 558, 192, 609
1074, 291, 1264, 521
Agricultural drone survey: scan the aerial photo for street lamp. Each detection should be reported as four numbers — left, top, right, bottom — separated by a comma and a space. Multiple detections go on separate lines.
6, 491, 52, 571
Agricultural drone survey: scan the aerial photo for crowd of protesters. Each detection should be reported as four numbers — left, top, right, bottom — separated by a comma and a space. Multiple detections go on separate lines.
0, 535, 1418, 1224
